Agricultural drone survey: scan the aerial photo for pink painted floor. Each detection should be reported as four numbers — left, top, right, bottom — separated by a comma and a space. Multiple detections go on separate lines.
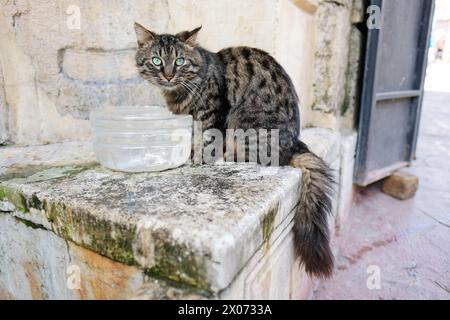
314, 90, 450, 300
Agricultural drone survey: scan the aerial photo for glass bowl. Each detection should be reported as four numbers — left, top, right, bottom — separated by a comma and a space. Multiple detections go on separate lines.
90, 106, 192, 172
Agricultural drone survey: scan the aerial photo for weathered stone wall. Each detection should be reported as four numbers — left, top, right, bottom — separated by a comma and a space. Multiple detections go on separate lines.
0, 0, 361, 146
310, 0, 351, 129
0, 60, 8, 144
341, 0, 365, 130
309, 0, 365, 130
0, 215, 144, 300
0, 0, 166, 145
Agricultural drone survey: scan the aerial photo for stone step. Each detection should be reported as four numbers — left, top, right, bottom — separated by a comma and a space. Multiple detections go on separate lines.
0, 141, 302, 296
0, 128, 341, 299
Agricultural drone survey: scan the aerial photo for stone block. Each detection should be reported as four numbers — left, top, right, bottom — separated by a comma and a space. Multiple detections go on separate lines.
0, 61, 8, 145
341, 25, 363, 130
382, 171, 419, 200
351, 0, 365, 24
0, 214, 143, 299
0, 136, 342, 299
310, 0, 352, 129
0, 142, 305, 298
336, 131, 357, 229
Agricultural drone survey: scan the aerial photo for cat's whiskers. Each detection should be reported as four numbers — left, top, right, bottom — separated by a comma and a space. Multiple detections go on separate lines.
181, 80, 207, 109
180, 81, 207, 110
178, 82, 201, 113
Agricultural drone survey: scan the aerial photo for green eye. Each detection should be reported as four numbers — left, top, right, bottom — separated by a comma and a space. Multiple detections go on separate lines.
152, 57, 162, 66
175, 57, 185, 66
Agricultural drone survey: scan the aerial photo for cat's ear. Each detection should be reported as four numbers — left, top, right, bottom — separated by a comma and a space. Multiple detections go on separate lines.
176, 26, 202, 46
134, 22, 157, 47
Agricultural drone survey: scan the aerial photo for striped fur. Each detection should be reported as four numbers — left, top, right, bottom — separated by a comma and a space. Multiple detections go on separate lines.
134, 23, 335, 277
289, 143, 335, 277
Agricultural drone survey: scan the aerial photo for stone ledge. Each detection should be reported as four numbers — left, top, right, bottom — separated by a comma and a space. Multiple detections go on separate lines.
0, 142, 302, 294
0, 128, 340, 298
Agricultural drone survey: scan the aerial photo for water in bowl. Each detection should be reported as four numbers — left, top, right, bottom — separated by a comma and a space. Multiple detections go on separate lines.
90, 106, 192, 172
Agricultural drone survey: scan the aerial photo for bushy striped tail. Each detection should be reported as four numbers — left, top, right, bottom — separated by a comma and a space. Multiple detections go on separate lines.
289, 141, 335, 278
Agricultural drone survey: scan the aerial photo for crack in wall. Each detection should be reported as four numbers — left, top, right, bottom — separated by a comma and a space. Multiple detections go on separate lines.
323, 0, 347, 8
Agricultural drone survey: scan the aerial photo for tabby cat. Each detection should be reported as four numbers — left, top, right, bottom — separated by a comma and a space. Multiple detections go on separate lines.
134, 23, 334, 277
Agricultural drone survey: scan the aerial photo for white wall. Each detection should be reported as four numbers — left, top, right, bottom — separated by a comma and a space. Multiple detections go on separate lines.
0, 0, 352, 146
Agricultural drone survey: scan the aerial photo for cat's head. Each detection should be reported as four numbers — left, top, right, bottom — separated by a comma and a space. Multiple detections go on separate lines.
134, 22, 203, 90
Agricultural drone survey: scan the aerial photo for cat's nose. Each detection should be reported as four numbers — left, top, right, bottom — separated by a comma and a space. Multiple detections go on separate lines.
164, 74, 174, 81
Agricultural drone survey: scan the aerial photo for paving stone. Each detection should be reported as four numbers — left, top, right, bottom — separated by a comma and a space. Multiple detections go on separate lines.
382, 171, 419, 200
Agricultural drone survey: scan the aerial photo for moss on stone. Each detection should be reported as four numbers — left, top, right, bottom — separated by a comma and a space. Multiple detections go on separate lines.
42, 200, 138, 266
2, 170, 140, 270
0, 163, 97, 182
0, 165, 96, 214
30, 194, 43, 210
0, 185, 28, 212
86, 217, 137, 266
144, 270, 214, 298
145, 233, 211, 292
23, 165, 93, 183
46, 202, 71, 239
0, 185, 6, 200
262, 206, 277, 244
